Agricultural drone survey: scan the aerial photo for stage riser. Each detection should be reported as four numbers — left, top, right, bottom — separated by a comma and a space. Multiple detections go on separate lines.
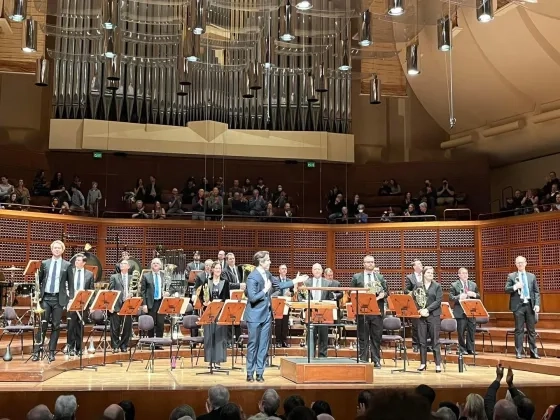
0, 386, 559, 420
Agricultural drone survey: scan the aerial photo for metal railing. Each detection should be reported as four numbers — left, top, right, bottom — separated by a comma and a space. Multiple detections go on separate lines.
443, 208, 471, 221
501, 186, 513, 206
477, 204, 558, 220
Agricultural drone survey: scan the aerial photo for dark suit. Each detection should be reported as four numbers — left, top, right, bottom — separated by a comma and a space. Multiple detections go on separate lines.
405, 272, 423, 348
197, 408, 223, 420
199, 278, 230, 363
271, 279, 292, 346
414, 281, 443, 366
351, 272, 388, 363
109, 273, 133, 350
195, 271, 211, 292
35, 258, 73, 353
449, 279, 480, 353
505, 271, 541, 356
244, 268, 293, 376
224, 264, 244, 343
67, 268, 94, 352
141, 271, 165, 338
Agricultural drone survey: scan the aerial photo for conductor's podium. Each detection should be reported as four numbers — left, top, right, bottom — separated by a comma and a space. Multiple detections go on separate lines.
280, 357, 374, 384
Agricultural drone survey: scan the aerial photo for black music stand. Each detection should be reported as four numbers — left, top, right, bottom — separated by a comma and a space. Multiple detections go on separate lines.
158, 297, 188, 369
68, 289, 95, 370
91, 290, 121, 366
460, 299, 488, 366
350, 291, 381, 364
24, 260, 47, 364
269, 297, 288, 368
197, 301, 228, 375
217, 300, 246, 371
388, 294, 420, 374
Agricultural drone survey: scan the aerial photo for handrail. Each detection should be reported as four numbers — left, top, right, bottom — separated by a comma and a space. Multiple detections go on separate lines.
501, 186, 513, 206
477, 204, 555, 220
490, 198, 501, 213
443, 208, 471, 221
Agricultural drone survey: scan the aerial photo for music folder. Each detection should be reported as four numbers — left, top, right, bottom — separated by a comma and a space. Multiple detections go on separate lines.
24, 260, 41, 276
441, 302, 454, 319
230, 290, 245, 301
271, 297, 287, 319
217, 300, 246, 326
350, 291, 381, 317
118, 297, 143, 316
68, 290, 95, 313
91, 290, 120, 312
387, 294, 420, 319
158, 297, 188, 316
460, 299, 489, 319
198, 301, 224, 326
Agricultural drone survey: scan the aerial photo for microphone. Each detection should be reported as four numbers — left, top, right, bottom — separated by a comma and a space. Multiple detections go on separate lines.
514, 274, 521, 295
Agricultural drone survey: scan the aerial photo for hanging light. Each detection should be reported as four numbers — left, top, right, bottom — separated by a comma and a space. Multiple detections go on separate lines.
104, 28, 117, 58
242, 72, 254, 99
178, 58, 191, 86
359, 10, 371, 47
477, 0, 494, 22
102, 0, 119, 29
279, 0, 295, 42
370, 74, 381, 104
177, 84, 188, 97
249, 61, 262, 90
296, 0, 312, 10
387, 0, 405, 16
22, 16, 37, 53
437, 16, 451, 51
9, 0, 26, 22
306, 72, 318, 103
406, 43, 420, 75
315, 62, 328, 92
338, 39, 350, 71
193, 0, 206, 35
261, 15, 273, 68
106, 54, 120, 82
35, 57, 49, 87
186, 31, 200, 62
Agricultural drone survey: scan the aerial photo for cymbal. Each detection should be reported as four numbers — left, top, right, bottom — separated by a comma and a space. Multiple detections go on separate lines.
2, 266, 23, 271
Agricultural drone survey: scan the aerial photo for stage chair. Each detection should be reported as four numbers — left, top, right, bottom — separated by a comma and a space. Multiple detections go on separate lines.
175, 315, 204, 368
505, 329, 547, 357
127, 315, 173, 373
0, 307, 35, 359
439, 318, 458, 371
381, 316, 406, 367
475, 317, 494, 353
49, 318, 69, 355
85, 310, 110, 351
234, 320, 249, 365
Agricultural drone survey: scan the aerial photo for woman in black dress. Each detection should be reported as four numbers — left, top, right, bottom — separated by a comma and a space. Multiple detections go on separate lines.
199, 261, 230, 368
414, 265, 443, 372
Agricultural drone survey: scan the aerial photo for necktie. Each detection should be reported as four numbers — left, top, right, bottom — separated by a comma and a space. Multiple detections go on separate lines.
154, 273, 160, 299
522, 272, 529, 299
233, 267, 238, 283
367, 273, 371, 288
464, 281, 468, 293
49, 260, 57, 293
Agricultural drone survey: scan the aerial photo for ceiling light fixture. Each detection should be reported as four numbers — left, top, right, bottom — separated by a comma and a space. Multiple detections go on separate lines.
437, 16, 451, 51
387, 0, 405, 16
359, 10, 371, 47
406, 43, 420, 75
476, 0, 494, 22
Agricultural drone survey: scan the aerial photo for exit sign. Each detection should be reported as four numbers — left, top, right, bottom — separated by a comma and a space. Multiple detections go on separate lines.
93, 151, 102, 159
307, 161, 315, 168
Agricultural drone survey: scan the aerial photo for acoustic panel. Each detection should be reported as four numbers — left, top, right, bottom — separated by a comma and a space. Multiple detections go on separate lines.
373, 251, 403, 270
482, 248, 508, 269
66, 223, 98, 243
0, 242, 27, 263
481, 226, 508, 247
540, 219, 560, 243
184, 228, 219, 248
403, 251, 437, 268
258, 230, 291, 249
439, 250, 475, 269
106, 226, 145, 245
335, 252, 364, 271
294, 231, 327, 249
509, 222, 538, 245
540, 244, 560, 267
369, 230, 401, 249
334, 231, 366, 249
30, 221, 63, 242
509, 246, 539, 267
228, 249, 254, 265
268, 251, 292, 268
221, 229, 256, 249
145, 227, 183, 246
29, 243, 56, 262
0, 218, 28, 240
293, 251, 327, 269
382, 272, 404, 292
439, 229, 475, 248
403, 229, 437, 248
541, 269, 560, 292
482, 271, 508, 293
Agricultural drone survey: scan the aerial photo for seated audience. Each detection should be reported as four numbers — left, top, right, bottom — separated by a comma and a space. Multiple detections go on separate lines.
356, 390, 373, 417
348, 194, 362, 216
363, 389, 432, 420
15, 179, 30, 205
87, 181, 102, 216
5, 193, 20, 210
282, 203, 293, 219
389, 178, 401, 195
182, 178, 198, 202
103, 404, 125, 420
132, 200, 148, 219
437, 179, 455, 206
543, 171, 559, 196
337, 206, 349, 223
272, 185, 287, 208
0, 176, 14, 202
192, 189, 206, 220
134, 178, 146, 203
420, 180, 436, 208
264, 202, 276, 221
242, 178, 253, 195
219, 403, 244, 420
439, 402, 460, 420
170, 405, 197, 420
311, 401, 331, 417
380, 207, 393, 222
50, 197, 61, 213
146, 175, 162, 203
198, 385, 229, 420
327, 186, 342, 205
328, 193, 345, 221
228, 179, 243, 199
32, 169, 50, 196
118, 400, 135, 420
493, 400, 518, 420
259, 389, 281, 418
205, 187, 223, 219
27, 404, 53, 420
415, 384, 436, 410
281, 395, 306, 420
231, 192, 249, 216
403, 191, 413, 209
287, 407, 316, 420
435, 407, 457, 420
356, 204, 368, 223
167, 188, 185, 216
462, 393, 487, 420
70, 175, 82, 191
69, 185, 85, 211
249, 189, 266, 216
417, 202, 432, 220
255, 177, 266, 195
378, 180, 391, 196
54, 395, 78, 420
153, 201, 166, 219
50, 172, 67, 201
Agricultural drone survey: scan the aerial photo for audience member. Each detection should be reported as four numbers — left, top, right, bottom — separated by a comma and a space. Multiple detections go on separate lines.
310, 401, 331, 417
415, 384, 436, 409
513, 396, 534, 420
463, 393, 487, 420
282, 396, 306, 420
87, 181, 102, 216
259, 389, 281, 417
27, 405, 53, 420
316, 415, 334, 420
356, 390, 373, 417
102, 404, 125, 420
287, 406, 316, 420
439, 402, 461, 420
118, 400, 135, 420
219, 403, 243, 420
363, 389, 432, 420
493, 400, 519, 420
170, 405, 197, 420
198, 385, 230, 420
436, 407, 458, 420
53, 395, 77, 420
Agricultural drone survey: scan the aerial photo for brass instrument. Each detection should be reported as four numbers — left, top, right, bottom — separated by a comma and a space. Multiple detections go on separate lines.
411, 287, 427, 309
32, 270, 44, 314
163, 264, 176, 294
367, 277, 384, 295
242, 264, 255, 283
128, 270, 141, 298
202, 283, 210, 304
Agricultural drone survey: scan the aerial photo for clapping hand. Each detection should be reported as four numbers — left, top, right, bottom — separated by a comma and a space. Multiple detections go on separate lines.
496, 364, 504, 382
506, 367, 514, 387
419, 308, 429, 317
467, 291, 477, 298
459, 293, 468, 300
292, 272, 308, 284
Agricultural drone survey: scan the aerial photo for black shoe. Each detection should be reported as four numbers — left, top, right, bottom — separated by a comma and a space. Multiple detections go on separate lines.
467, 351, 477, 355
69, 350, 75, 357
48, 352, 55, 362
256, 375, 264, 382
516, 354, 523, 359
530, 354, 541, 359
120, 347, 128, 353
412, 346, 419, 353
275, 343, 282, 348
374, 362, 381, 369
31, 353, 40, 362
154, 346, 164, 350
112, 348, 119, 354
417, 364, 426, 371
282, 342, 290, 348
246, 374, 254, 382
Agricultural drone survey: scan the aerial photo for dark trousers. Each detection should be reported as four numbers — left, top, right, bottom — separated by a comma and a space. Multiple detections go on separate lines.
275, 315, 289, 344
34, 294, 63, 353
418, 315, 441, 365
110, 313, 132, 349
309, 325, 329, 358
514, 303, 537, 355
227, 325, 241, 344
357, 314, 383, 363
246, 317, 272, 375
457, 315, 476, 353
411, 318, 419, 346
148, 299, 165, 338
68, 311, 86, 351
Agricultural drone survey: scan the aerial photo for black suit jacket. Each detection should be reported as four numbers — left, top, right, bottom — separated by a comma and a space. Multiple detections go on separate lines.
413, 281, 442, 316
198, 277, 230, 302
405, 272, 422, 293
109, 273, 129, 312
141, 271, 165, 310
195, 271, 211, 291
449, 279, 480, 318
505, 271, 540, 312
67, 267, 95, 297
39, 258, 73, 307
224, 264, 243, 289
197, 408, 223, 420
350, 272, 389, 312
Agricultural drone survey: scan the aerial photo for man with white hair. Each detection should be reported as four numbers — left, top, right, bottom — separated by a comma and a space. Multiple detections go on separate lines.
141, 258, 170, 338
110, 259, 133, 352
505, 256, 541, 359
198, 385, 229, 420
53, 395, 77, 420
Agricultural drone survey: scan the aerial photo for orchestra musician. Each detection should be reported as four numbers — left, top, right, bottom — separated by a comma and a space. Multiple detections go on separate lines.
141, 258, 169, 338
350, 256, 388, 369
415, 266, 443, 372
186, 251, 203, 275
114, 251, 134, 275
224, 253, 245, 346
217, 250, 226, 270
109, 260, 133, 353
32, 240, 73, 362
405, 259, 423, 353
66, 253, 94, 356
449, 267, 480, 355
245, 251, 306, 382
272, 264, 291, 348
194, 260, 213, 291
505, 256, 541, 359
199, 261, 230, 368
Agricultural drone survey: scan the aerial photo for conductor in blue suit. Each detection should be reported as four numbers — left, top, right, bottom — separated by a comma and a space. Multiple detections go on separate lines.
245, 250, 307, 382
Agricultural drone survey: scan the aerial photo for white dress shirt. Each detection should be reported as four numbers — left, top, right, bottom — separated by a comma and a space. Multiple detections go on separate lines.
415, 272, 422, 284
312, 277, 321, 301
46, 257, 63, 293
74, 268, 85, 291
364, 271, 374, 287
122, 273, 129, 299
229, 265, 239, 283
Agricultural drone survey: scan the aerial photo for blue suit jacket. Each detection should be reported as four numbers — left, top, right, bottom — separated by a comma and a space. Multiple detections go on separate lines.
244, 269, 293, 323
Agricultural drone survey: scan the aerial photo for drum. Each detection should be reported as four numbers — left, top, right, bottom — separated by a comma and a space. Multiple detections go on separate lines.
127, 257, 142, 274
70, 252, 103, 282
14, 283, 34, 297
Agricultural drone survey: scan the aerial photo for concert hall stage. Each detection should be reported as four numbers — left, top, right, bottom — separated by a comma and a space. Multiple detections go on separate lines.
1, 352, 560, 420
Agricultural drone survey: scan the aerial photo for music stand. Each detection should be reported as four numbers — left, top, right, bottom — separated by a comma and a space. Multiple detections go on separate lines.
460, 299, 488, 366
197, 301, 228, 375
350, 291, 381, 364
23, 260, 46, 363
91, 290, 120, 366
441, 302, 454, 319
388, 294, 420, 374
159, 297, 188, 368
306, 302, 336, 362
68, 290, 95, 370
269, 297, 288, 367
217, 300, 246, 371
230, 290, 245, 300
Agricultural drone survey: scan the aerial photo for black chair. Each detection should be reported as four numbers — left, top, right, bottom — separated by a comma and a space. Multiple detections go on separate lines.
127, 315, 173, 372
175, 314, 204, 368
439, 318, 458, 371
381, 316, 406, 367
475, 316, 494, 353
234, 320, 249, 365
0, 307, 35, 359
85, 310, 110, 351
505, 328, 546, 357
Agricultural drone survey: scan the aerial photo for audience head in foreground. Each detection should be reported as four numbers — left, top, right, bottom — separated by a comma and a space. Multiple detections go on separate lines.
54, 395, 78, 420
206, 385, 230, 414
287, 406, 317, 420
103, 404, 125, 420
435, 407, 458, 420
362, 389, 432, 420
283, 395, 306, 419
414, 384, 436, 409
27, 405, 53, 420
170, 405, 197, 420
494, 400, 519, 420
118, 400, 135, 420
259, 389, 281, 417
